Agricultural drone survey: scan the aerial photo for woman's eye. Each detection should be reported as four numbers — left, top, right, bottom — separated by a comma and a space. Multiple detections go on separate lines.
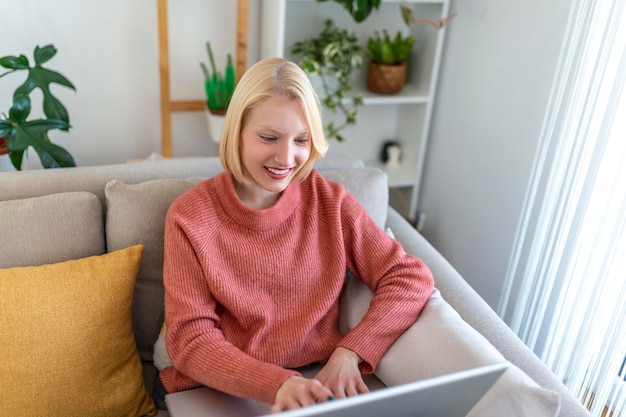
295, 137, 309, 144
260, 135, 277, 142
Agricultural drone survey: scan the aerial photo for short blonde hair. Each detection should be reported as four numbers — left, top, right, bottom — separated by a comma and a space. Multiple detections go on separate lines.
219, 57, 328, 184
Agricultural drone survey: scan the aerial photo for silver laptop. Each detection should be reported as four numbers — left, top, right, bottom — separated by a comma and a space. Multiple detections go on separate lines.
165, 362, 507, 417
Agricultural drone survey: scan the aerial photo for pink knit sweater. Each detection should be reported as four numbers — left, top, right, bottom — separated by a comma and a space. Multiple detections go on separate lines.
160, 170, 434, 404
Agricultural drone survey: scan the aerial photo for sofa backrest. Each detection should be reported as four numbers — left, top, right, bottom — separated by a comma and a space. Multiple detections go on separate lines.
0, 153, 364, 207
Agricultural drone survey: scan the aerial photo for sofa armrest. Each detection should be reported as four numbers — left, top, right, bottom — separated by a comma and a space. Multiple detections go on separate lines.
385, 208, 591, 417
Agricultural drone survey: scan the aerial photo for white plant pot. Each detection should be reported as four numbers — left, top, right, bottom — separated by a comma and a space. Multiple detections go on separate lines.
204, 105, 225, 144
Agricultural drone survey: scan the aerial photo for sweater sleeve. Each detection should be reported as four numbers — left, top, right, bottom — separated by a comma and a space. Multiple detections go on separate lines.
161, 206, 299, 404
336, 191, 434, 373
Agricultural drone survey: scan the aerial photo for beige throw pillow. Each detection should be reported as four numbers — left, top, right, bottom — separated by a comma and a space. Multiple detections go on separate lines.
0, 192, 105, 268
105, 178, 203, 363
339, 271, 561, 417
322, 168, 388, 230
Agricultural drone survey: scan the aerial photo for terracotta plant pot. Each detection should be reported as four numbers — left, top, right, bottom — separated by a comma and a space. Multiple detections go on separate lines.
0, 136, 7, 155
366, 61, 407, 95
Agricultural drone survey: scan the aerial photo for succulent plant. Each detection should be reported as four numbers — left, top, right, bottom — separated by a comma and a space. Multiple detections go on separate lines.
200, 41, 236, 115
366, 30, 415, 65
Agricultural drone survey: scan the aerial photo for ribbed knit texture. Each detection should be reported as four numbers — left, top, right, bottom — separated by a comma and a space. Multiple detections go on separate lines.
160, 170, 434, 404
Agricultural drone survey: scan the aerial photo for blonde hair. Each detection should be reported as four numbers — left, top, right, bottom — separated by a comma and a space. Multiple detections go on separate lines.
219, 57, 328, 184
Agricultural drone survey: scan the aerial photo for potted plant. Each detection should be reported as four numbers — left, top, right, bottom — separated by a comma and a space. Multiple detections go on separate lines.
315, 0, 381, 23
0, 44, 76, 170
200, 41, 236, 143
291, 19, 363, 142
365, 30, 415, 95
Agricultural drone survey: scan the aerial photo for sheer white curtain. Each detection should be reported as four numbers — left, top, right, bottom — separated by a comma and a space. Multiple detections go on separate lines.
498, 0, 626, 415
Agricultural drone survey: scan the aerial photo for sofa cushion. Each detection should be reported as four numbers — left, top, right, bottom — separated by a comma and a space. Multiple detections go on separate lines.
105, 178, 203, 365
339, 277, 561, 417
0, 244, 156, 417
322, 168, 388, 230
0, 192, 105, 268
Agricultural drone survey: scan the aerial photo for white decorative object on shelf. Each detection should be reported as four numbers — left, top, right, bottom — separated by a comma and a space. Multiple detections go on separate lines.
386, 145, 402, 169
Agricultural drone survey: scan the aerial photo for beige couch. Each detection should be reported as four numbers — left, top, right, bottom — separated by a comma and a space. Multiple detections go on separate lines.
0, 155, 590, 417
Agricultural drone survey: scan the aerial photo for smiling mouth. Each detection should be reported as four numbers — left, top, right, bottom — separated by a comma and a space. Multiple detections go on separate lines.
265, 167, 291, 176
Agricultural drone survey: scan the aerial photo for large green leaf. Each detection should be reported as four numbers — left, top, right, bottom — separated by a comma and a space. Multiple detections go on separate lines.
8, 94, 31, 123
33, 44, 57, 66
13, 66, 75, 123
35, 133, 75, 168
0, 120, 12, 137
8, 148, 25, 171
6, 45, 76, 124
0, 54, 29, 70
5, 118, 75, 169
8, 118, 69, 150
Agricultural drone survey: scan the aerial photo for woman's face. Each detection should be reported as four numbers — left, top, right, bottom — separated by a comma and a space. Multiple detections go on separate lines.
236, 94, 312, 209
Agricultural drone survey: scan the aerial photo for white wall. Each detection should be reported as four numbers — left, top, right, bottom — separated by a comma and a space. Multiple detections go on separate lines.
0, 0, 259, 168
418, 0, 572, 309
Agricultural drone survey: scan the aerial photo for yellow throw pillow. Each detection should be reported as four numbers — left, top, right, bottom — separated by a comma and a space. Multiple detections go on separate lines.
0, 244, 156, 417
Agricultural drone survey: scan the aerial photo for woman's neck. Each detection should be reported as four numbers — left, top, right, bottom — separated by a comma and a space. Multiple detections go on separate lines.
234, 180, 281, 210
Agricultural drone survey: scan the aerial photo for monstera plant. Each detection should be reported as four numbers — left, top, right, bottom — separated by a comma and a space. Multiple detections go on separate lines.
0, 44, 76, 170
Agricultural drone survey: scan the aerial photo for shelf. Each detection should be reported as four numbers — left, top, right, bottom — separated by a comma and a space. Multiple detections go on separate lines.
318, 81, 431, 106
261, 0, 451, 221
366, 160, 417, 188
354, 84, 431, 105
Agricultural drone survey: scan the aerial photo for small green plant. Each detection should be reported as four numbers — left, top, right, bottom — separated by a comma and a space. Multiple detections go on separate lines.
291, 19, 363, 142
0, 44, 76, 170
200, 42, 236, 115
366, 30, 415, 65
316, 0, 381, 23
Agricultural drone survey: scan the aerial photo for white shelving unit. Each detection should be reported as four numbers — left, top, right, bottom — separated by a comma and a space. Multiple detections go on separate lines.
261, 0, 450, 222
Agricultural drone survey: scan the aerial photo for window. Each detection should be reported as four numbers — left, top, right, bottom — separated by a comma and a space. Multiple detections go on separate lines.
498, 0, 626, 415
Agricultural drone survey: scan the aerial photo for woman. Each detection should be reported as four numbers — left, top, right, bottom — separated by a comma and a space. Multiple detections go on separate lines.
159, 57, 434, 413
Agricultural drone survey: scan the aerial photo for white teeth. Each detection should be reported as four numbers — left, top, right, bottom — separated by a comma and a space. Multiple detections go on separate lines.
267, 167, 289, 175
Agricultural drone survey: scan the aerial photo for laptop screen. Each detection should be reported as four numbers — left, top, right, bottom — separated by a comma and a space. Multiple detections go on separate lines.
166, 363, 508, 417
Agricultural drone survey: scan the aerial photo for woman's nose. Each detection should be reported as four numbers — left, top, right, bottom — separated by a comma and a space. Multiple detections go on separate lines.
274, 141, 294, 166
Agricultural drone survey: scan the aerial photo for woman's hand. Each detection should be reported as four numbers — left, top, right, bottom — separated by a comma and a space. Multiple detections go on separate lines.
314, 347, 370, 399
271, 375, 334, 413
